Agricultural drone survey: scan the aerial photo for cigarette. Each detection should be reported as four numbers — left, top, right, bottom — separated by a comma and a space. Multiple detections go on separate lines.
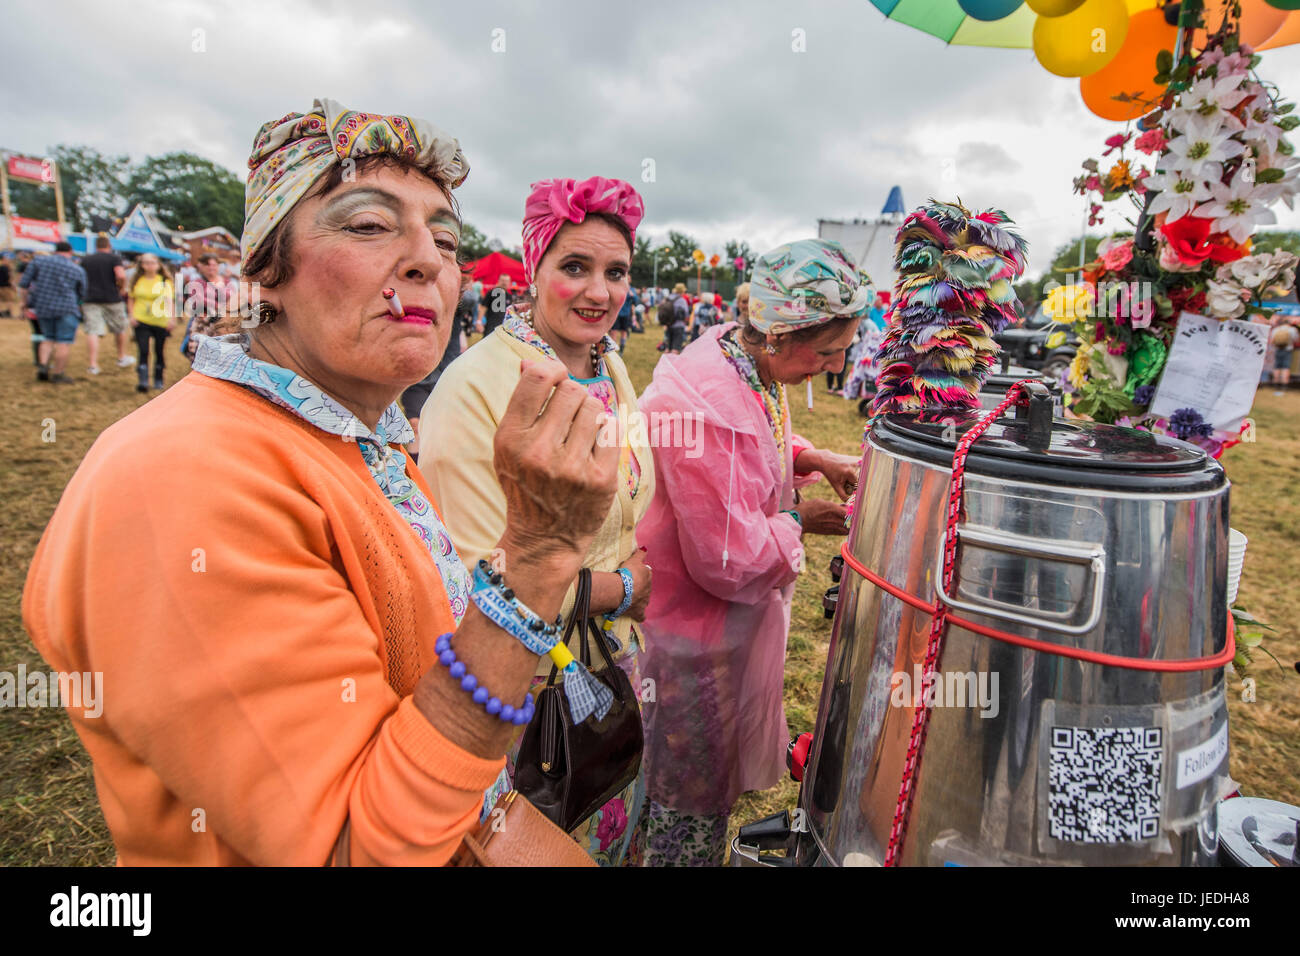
806, 377, 814, 410
382, 288, 403, 317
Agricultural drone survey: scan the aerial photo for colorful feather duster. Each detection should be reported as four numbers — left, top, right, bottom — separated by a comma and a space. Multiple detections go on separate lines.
872, 200, 1028, 413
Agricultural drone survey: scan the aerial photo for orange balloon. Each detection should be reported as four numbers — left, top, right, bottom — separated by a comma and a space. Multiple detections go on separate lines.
1258, 11, 1300, 49
1192, 0, 1287, 50
1081, 9, 1179, 120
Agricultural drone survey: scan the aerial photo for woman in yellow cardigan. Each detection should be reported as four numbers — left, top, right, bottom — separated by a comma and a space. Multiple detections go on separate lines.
419, 176, 654, 865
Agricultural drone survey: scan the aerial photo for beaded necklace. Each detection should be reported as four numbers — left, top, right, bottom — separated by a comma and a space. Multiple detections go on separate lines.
718, 328, 789, 479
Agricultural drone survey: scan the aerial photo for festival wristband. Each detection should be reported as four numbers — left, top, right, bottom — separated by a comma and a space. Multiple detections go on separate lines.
469, 561, 613, 724
606, 567, 635, 620
470, 560, 561, 656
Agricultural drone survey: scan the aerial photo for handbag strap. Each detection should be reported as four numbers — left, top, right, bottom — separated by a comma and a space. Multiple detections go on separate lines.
545, 568, 620, 685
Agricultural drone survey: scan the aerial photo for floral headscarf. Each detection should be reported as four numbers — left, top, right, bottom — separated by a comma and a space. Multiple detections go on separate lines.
521, 177, 645, 283
241, 97, 469, 272
748, 238, 874, 334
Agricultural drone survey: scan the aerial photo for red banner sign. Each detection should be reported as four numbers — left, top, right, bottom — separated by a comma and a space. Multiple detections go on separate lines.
6, 155, 52, 183
11, 217, 64, 243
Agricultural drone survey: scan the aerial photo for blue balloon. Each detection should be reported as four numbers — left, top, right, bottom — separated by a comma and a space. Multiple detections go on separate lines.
958, 0, 1023, 21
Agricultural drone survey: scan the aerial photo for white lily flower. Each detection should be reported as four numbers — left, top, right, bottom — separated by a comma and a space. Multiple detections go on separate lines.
1196, 172, 1277, 243
1255, 153, 1300, 210
1183, 73, 1250, 128
1142, 164, 1219, 222
1166, 116, 1245, 181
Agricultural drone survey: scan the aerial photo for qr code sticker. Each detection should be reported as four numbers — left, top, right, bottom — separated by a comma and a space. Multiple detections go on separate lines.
1048, 725, 1163, 843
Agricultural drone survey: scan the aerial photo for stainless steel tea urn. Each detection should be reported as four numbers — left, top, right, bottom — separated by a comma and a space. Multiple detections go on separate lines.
791, 384, 1232, 867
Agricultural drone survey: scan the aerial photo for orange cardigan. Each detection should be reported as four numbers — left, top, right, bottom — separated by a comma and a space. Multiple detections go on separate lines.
23, 373, 503, 865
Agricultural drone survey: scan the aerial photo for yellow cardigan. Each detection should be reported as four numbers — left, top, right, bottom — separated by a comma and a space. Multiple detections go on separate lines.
418, 327, 656, 666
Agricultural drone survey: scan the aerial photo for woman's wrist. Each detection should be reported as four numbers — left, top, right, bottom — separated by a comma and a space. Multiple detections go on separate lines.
784, 506, 805, 534
793, 447, 821, 474
588, 570, 627, 616
494, 531, 583, 622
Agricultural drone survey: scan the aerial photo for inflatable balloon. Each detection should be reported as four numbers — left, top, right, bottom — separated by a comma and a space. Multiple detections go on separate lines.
1192, 0, 1287, 49
1263, 0, 1300, 11
1033, 0, 1130, 77
1125, 0, 1157, 11
1026, 0, 1084, 15
1259, 12, 1300, 48
959, 0, 1024, 20
1081, 9, 1177, 121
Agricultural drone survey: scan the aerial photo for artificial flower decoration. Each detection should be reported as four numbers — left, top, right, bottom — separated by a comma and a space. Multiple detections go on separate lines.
1159, 214, 1247, 267
1181, 72, 1250, 128
1205, 278, 1249, 319
1098, 236, 1134, 272
1108, 159, 1137, 190
1143, 166, 1218, 222
1165, 115, 1246, 181
1063, 24, 1298, 459
1044, 283, 1094, 322
1197, 172, 1278, 243
1134, 128, 1169, 155
1102, 132, 1131, 156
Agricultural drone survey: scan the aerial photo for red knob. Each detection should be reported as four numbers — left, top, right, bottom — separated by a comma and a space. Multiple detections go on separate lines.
788, 732, 813, 782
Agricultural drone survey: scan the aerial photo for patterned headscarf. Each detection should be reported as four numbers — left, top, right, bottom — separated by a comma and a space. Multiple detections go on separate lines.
748, 239, 874, 334
521, 177, 645, 283
241, 97, 469, 272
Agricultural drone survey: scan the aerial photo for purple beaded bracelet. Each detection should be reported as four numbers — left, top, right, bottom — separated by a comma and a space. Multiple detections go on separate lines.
435, 632, 535, 725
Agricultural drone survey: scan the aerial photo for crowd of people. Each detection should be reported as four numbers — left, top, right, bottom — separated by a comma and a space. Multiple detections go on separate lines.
4, 239, 240, 392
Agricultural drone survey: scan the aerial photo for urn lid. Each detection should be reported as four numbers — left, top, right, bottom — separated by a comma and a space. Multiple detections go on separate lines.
873, 384, 1223, 493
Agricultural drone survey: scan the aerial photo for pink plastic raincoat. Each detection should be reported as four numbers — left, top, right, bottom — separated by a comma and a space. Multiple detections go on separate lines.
637, 324, 817, 816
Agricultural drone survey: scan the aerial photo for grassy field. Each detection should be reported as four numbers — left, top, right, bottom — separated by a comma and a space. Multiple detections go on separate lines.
0, 318, 1295, 865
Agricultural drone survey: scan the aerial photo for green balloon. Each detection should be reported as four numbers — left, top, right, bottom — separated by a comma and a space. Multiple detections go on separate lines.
1263, 0, 1300, 10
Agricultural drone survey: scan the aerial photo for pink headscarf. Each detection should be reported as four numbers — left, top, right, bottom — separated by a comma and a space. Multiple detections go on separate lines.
521, 177, 645, 283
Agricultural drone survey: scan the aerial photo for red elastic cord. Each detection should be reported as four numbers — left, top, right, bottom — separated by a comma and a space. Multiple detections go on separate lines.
839, 542, 1237, 673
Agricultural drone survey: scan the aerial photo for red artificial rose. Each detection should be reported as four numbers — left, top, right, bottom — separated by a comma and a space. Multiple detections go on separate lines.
1159, 216, 1247, 267
1168, 285, 1208, 315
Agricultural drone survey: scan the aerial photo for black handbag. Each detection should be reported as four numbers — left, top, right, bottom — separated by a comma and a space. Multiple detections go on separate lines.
513, 568, 644, 834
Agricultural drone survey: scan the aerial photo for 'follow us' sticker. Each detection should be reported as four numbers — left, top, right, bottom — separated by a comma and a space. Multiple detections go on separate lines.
1175, 722, 1228, 790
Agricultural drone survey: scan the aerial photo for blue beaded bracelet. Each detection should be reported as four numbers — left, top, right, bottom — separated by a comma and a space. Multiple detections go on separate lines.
606, 567, 635, 620
435, 632, 535, 725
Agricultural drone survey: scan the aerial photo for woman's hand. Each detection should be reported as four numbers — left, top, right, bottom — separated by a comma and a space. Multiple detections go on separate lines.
620, 549, 653, 622
798, 448, 861, 501
493, 359, 621, 602
795, 498, 849, 536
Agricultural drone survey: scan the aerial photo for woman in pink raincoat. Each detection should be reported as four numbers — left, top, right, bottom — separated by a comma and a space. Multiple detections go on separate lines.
637, 239, 872, 865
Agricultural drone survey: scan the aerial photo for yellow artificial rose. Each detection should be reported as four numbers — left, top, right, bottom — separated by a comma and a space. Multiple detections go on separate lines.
1068, 348, 1090, 390
1044, 284, 1094, 322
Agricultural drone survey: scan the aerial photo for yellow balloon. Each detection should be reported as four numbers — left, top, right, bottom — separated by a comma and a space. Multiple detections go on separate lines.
1033, 0, 1131, 77
1026, 0, 1084, 15
1124, 0, 1156, 11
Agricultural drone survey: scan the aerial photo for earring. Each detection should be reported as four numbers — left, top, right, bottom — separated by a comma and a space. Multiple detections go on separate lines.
764, 343, 778, 355
528, 283, 537, 297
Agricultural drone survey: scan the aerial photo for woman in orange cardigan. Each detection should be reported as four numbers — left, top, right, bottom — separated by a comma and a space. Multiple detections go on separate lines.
22, 98, 621, 866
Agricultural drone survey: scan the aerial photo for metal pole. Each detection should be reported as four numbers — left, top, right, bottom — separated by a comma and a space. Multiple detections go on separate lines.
0, 157, 13, 253
51, 159, 66, 236
653, 251, 658, 290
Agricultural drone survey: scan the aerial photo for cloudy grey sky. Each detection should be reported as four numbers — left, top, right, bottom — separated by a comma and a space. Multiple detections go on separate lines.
4, 0, 1300, 275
